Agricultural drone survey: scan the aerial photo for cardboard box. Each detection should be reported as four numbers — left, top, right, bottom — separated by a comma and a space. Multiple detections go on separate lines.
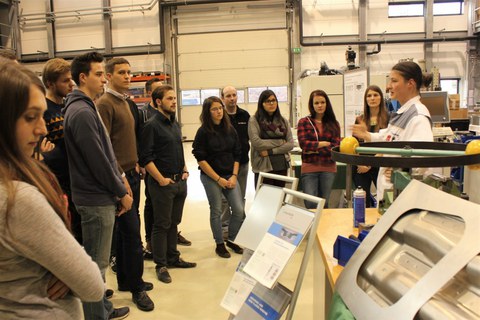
448, 94, 460, 110
449, 108, 468, 119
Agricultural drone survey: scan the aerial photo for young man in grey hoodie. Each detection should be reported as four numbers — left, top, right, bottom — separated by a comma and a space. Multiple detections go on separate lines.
63, 51, 132, 320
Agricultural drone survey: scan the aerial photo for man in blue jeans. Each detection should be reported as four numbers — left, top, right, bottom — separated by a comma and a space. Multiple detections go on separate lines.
97, 57, 154, 312
63, 52, 132, 320
220, 86, 250, 239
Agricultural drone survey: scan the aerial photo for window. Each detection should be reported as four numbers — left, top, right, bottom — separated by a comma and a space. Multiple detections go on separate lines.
248, 87, 267, 103
181, 90, 201, 106
433, 0, 463, 15
269, 86, 288, 102
236, 89, 246, 104
388, 2, 424, 17
247, 86, 288, 103
440, 78, 460, 95
200, 89, 220, 102
388, 0, 463, 17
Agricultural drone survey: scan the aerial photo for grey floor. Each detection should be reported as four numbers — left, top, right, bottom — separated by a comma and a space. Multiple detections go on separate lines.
106, 142, 314, 319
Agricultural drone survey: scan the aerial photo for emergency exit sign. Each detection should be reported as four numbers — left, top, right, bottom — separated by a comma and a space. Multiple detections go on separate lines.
292, 47, 302, 54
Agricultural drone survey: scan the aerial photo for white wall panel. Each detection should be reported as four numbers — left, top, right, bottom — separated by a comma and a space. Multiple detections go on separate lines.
177, 29, 288, 52
179, 67, 289, 89
177, 29, 289, 89
179, 49, 287, 72
366, 3, 424, 34
302, 0, 359, 36
52, 0, 104, 52
125, 54, 165, 74
176, 0, 286, 34
110, 0, 160, 48
176, 27, 289, 139
19, 0, 49, 54
433, 14, 468, 32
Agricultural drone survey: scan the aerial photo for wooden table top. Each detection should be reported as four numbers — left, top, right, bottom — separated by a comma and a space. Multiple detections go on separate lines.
315, 208, 380, 289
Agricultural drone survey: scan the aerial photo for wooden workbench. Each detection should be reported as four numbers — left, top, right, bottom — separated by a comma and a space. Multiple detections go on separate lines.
313, 208, 380, 320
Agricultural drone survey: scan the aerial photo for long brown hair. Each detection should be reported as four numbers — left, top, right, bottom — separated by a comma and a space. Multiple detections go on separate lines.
199, 96, 233, 134
0, 59, 70, 229
308, 90, 340, 134
361, 85, 389, 132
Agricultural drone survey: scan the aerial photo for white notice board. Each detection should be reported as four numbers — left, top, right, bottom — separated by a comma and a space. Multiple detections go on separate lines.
343, 69, 368, 136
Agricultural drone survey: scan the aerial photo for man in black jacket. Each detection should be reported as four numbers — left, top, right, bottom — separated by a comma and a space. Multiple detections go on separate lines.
220, 86, 250, 236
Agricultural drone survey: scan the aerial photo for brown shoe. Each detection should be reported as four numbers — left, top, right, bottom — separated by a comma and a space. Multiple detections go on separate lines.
177, 231, 192, 246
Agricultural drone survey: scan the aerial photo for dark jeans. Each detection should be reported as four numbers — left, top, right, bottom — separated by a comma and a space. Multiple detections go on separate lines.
352, 166, 379, 208
147, 175, 187, 268
254, 169, 288, 190
143, 172, 153, 244
116, 171, 144, 293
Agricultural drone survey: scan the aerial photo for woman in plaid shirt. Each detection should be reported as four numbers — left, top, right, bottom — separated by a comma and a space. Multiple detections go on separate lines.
297, 90, 341, 208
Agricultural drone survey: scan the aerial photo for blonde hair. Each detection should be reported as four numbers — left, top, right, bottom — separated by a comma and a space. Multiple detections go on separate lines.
42, 58, 71, 88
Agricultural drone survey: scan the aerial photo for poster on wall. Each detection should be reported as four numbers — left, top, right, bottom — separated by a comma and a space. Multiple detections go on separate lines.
344, 69, 368, 136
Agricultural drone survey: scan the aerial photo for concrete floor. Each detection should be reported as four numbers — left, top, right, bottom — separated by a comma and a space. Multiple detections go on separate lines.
105, 142, 314, 320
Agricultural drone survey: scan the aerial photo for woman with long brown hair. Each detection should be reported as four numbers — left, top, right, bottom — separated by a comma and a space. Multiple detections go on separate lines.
297, 89, 341, 208
0, 59, 103, 319
352, 85, 389, 207
192, 96, 245, 259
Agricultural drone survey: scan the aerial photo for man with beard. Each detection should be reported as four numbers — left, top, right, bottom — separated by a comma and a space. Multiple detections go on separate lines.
139, 85, 196, 284
42, 58, 81, 242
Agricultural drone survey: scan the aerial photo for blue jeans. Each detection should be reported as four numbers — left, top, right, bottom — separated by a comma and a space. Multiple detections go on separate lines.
200, 173, 245, 244
301, 172, 336, 209
221, 162, 249, 227
76, 204, 115, 320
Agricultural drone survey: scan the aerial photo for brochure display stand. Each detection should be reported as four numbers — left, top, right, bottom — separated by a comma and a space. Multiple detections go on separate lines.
222, 173, 325, 320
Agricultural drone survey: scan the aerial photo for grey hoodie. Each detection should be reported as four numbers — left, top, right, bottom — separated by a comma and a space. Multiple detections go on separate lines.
63, 89, 127, 206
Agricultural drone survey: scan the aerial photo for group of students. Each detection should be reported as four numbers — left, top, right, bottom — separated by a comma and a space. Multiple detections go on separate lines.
0, 51, 199, 319
0, 47, 433, 320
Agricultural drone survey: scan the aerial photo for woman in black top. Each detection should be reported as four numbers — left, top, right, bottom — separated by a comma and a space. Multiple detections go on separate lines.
192, 96, 245, 259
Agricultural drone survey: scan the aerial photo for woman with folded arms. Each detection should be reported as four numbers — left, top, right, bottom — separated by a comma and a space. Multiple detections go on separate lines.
0, 59, 104, 319
297, 89, 340, 209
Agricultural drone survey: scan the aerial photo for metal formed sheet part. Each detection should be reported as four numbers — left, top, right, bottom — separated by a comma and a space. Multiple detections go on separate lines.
335, 180, 480, 320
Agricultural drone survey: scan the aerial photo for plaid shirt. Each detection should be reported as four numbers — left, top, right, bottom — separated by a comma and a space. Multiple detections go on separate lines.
297, 116, 340, 164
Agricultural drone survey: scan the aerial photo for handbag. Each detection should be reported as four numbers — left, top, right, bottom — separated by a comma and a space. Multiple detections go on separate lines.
269, 154, 290, 171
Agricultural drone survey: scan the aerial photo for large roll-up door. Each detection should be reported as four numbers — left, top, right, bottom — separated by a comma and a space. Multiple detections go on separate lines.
173, 0, 290, 140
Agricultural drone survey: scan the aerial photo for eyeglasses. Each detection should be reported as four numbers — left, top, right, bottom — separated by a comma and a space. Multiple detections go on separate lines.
210, 107, 223, 112
264, 99, 277, 105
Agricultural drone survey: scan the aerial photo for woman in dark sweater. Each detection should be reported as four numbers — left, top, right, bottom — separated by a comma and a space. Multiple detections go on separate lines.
192, 96, 245, 259
297, 90, 341, 209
